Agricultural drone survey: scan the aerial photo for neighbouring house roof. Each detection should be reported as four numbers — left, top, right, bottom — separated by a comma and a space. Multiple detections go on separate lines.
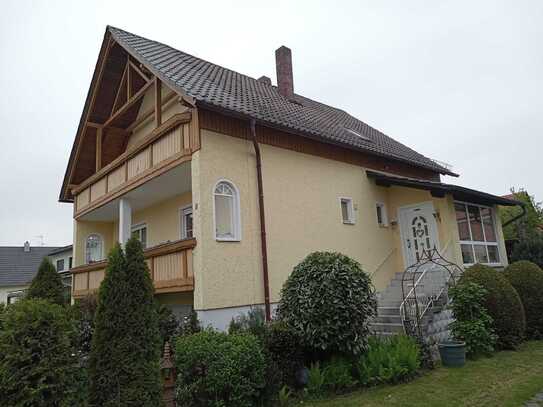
0, 246, 62, 287
366, 170, 524, 207
47, 245, 73, 256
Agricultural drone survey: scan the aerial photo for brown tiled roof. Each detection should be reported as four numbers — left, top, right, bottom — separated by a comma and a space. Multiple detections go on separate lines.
108, 26, 456, 176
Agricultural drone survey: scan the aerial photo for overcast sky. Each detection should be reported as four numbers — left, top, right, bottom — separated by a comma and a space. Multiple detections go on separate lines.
0, 1, 541, 246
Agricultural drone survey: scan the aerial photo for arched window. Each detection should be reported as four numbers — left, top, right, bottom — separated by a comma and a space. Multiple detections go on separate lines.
213, 180, 241, 241
86, 234, 103, 263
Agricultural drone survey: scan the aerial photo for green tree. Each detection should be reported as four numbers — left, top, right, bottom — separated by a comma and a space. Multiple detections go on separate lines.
88, 239, 162, 406
0, 299, 78, 406
501, 188, 543, 241
26, 257, 65, 305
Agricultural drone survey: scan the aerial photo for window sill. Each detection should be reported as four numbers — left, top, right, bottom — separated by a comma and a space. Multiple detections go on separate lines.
342, 220, 356, 225
215, 237, 241, 242
463, 263, 502, 268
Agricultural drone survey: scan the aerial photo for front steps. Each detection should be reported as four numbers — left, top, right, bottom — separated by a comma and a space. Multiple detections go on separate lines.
371, 271, 450, 339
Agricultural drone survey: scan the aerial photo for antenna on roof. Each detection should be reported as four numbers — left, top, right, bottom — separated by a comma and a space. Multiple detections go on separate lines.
34, 235, 44, 246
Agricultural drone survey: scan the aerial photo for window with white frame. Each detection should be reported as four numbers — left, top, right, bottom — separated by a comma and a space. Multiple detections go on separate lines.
214, 180, 241, 240
455, 202, 500, 265
180, 206, 193, 239
56, 259, 65, 272
85, 234, 103, 263
131, 223, 147, 249
340, 197, 355, 224
376, 202, 388, 226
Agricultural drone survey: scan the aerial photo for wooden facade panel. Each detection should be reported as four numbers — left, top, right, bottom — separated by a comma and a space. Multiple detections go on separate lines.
183, 124, 191, 150
88, 269, 105, 290
152, 126, 181, 164
77, 188, 90, 210
127, 148, 151, 180
199, 109, 441, 181
153, 252, 183, 282
74, 273, 88, 291
107, 164, 126, 191
186, 249, 193, 277
90, 177, 107, 202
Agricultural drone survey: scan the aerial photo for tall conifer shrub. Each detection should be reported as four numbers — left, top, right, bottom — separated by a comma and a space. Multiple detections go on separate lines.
88, 239, 162, 406
27, 257, 65, 305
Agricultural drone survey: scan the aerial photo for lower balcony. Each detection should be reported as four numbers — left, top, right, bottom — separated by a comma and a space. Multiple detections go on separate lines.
71, 238, 196, 298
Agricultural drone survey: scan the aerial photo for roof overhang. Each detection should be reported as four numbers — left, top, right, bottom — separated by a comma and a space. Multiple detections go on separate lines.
366, 170, 524, 207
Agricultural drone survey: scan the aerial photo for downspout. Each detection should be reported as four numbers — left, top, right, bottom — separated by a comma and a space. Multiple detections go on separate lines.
250, 119, 271, 322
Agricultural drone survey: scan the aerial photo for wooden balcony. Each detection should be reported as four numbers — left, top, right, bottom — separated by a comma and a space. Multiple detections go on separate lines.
71, 238, 196, 298
72, 112, 198, 218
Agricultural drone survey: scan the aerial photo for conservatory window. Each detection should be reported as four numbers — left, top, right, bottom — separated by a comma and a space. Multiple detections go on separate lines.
455, 202, 500, 265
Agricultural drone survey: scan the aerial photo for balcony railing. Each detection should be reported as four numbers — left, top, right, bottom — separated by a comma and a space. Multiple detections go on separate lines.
72, 112, 197, 218
71, 238, 196, 298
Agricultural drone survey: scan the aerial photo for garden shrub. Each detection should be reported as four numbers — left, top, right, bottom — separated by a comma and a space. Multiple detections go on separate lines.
157, 303, 179, 344
228, 306, 266, 338
322, 356, 357, 393
505, 261, 543, 339
263, 321, 305, 388
179, 309, 201, 336
175, 329, 266, 407
356, 335, 420, 386
0, 299, 78, 406
510, 236, 543, 269
71, 294, 98, 358
449, 282, 497, 357
278, 252, 377, 355
306, 362, 326, 398
88, 239, 162, 406
460, 264, 525, 349
26, 257, 65, 305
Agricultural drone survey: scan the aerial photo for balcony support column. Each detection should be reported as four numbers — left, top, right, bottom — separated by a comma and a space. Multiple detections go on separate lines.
119, 198, 132, 247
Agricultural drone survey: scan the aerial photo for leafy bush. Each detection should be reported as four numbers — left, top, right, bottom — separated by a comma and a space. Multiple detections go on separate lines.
449, 282, 497, 357
175, 330, 266, 407
26, 257, 65, 305
228, 306, 266, 338
322, 356, 357, 393
263, 321, 305, 388
306, 362, 326, 398
278, 252, 377, 355
460, 264, 525, 349
510, 237, 543, 269
278, 385, 293, 406
505, 261, 543, 339
356, 335, 420, 386
179, 309, 201, 336
72, 294, 98, 358
0, 299, 78, 406
88, 239, 162, 406
157, 304, 179, 344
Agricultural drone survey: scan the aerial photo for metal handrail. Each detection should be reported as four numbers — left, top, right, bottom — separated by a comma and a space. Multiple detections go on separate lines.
399, 244, 462, 337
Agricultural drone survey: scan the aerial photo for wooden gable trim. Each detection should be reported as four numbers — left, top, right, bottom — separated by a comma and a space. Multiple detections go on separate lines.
199, 109, 440, 181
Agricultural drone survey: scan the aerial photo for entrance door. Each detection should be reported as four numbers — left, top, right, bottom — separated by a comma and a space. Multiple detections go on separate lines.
398, 202, 440, 267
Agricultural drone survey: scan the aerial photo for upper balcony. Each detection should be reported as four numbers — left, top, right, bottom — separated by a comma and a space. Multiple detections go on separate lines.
72, 112, 196, 219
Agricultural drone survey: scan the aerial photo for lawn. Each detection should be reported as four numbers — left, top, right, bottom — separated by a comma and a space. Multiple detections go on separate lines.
307, 341, 543, 407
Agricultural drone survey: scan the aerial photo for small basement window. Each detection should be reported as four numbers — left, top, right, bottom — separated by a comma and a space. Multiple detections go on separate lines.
340, 197, 355, 224
376, 202, 388, 227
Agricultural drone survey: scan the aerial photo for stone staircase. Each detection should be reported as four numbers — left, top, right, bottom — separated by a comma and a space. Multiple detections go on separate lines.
371, 270, 450, 339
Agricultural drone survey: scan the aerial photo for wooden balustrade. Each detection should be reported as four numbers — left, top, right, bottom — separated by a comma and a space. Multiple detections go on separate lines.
73, 112, 197, 218
71, 238, 196, 298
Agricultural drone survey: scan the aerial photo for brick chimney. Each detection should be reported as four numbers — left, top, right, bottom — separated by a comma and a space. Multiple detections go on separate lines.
275, 46, 294, 99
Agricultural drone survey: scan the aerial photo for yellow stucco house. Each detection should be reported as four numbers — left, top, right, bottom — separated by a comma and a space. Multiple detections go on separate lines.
60, 26, 522, 331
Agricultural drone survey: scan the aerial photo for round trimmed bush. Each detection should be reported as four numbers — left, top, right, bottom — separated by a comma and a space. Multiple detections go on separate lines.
459, 264, 525, 349
0, 299, 78, 406
505, 261, 543, 339
277, 252, 377, 355
175, 330, 266, 407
